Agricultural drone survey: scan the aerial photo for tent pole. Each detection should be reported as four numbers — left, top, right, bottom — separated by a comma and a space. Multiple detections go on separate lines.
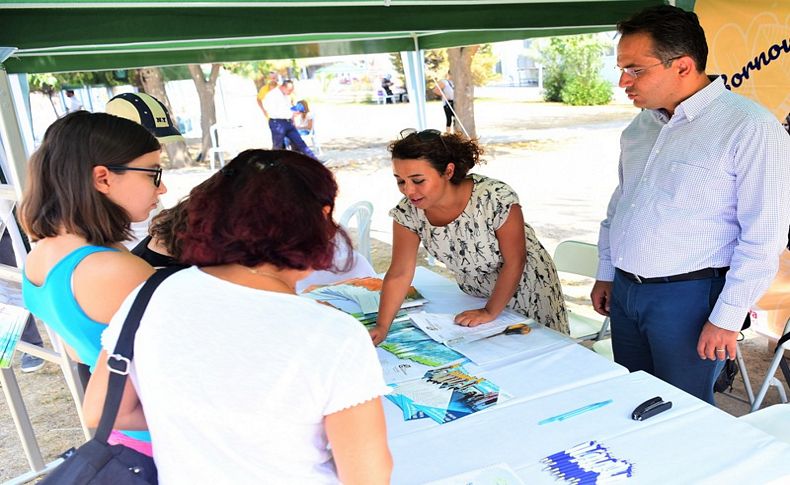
401, 49, 427, 131
0, 67, 27, 199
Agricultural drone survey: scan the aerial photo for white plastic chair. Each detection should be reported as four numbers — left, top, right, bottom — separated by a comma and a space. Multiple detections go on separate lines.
739, 404, 790, 444
0, 183, 90, 482
552, 240, 610, 341
285, 114, 322, 157
339, 201, 373, 265
750, 317, 790, 412
208, 123, 241, 170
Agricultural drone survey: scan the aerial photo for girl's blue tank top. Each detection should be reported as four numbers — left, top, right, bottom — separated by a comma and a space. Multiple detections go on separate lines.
22, 245, 151, 443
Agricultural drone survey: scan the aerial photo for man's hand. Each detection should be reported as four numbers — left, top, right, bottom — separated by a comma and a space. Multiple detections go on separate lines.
454, 308, 497, 327
590, 280, 613, 316
697, 321, 738, 361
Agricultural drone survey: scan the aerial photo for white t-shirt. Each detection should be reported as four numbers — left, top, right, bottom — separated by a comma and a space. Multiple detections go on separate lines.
262, 88, 294, 120
293, 111, 314, 131
102, 266, 390, 484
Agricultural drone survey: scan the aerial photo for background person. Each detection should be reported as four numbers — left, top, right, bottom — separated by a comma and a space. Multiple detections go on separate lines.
65, 89, 83, 113
291, 99, 314, 136
255, 71, 279, 120
433, 73, 455, 133
20, 111, 165, 455
370, 129, 568, 345
262, 80, 316, 158
381, 74, 394, 104
84, 150, 392, 484
105, 91, 185, 249
590, 5, 790, 405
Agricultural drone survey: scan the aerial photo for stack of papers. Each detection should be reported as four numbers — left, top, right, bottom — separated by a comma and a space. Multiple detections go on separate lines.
303, 277, 426, 316
387, 364, 503, 424
409, 310, 528, 346
377, 317, 466, 369
0, 303, 31, 368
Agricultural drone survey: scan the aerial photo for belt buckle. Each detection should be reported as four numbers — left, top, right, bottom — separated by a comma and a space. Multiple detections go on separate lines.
633, 273, 642, 284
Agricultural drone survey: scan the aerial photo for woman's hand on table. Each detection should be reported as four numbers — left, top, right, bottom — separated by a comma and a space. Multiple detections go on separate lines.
454, 308, 498, 327
369, 324, 391, 346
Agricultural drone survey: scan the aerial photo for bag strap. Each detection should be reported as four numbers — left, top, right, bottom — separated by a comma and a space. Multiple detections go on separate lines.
94, 265, 187, 442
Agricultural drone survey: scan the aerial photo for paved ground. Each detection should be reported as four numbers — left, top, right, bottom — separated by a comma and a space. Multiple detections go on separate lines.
1, 97, 785, 481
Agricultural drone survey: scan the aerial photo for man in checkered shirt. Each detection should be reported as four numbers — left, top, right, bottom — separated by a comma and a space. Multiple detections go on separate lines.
591, 5, 790, 404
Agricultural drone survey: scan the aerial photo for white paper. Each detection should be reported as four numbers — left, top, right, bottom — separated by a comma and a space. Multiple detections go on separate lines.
409, 310, 527, 346
376, 347, 438, 384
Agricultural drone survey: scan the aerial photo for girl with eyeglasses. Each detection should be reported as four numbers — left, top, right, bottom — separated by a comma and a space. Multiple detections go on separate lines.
370, 130, 569, 345
20, 111, 166, 455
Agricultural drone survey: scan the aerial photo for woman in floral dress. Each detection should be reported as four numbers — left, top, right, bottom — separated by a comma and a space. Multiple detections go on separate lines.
370, 129, 568, 344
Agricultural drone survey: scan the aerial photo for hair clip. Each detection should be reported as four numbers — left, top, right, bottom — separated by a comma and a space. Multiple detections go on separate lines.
253, 160, 280, 172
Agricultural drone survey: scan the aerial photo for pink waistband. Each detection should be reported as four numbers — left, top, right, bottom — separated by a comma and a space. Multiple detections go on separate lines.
108, 430, 154, 457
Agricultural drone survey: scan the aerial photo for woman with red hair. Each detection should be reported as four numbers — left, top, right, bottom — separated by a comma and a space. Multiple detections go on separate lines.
84, 150, 392, 484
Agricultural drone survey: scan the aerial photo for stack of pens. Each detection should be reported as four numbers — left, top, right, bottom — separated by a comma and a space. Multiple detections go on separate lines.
541, 440, 633, 484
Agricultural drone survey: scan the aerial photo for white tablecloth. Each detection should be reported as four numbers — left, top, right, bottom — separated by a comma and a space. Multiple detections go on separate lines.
386, 267, 790, 484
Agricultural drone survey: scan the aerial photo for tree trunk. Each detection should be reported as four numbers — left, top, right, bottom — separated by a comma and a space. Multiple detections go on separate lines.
188, 64, 220, 163
447, 45, 479, 139
138, 67, 191, 168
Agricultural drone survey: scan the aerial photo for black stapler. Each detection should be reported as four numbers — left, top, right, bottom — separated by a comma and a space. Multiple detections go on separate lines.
631, 396, 672, 421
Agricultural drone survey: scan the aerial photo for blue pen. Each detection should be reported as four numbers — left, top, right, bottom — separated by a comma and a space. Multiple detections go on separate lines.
538, 399, 614, 425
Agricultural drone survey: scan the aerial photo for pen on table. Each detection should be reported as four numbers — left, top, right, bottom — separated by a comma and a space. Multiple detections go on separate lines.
538, 399, 614, 425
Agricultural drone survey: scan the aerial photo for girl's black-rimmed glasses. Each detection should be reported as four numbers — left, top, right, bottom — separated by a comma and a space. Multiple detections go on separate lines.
104, 165, 163, 188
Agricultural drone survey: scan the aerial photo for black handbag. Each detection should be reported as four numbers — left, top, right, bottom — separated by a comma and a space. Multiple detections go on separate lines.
41, 266, 185, 484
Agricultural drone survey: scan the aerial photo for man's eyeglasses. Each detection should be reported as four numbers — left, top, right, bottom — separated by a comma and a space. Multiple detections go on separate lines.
104, 165, 163, 187
399, 128, 449, 152
616, 56, 682, 79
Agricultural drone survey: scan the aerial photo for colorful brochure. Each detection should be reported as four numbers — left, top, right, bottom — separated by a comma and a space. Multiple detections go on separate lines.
386, 364, 503, 424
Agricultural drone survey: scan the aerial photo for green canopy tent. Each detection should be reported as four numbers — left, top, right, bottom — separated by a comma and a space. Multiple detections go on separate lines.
0, 0, 671, 190
3, 0, 691, 480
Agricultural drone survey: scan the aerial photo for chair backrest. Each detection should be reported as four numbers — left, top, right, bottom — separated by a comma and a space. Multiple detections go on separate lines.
339, 201, 373, 264
553, 240, 599, 278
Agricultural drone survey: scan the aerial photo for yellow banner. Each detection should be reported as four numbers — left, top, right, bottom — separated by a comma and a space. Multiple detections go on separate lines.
696, 0, 789, 124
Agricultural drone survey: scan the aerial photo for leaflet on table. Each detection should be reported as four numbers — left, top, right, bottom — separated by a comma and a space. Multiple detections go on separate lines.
386, 364, 505, 424
425, 463, 525, 485
303, 276, 426, 315
376, 316, 466, 369
0, 303, 31, 368
409, 310, 527, 346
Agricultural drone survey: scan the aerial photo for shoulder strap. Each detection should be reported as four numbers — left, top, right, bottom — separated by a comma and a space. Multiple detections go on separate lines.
94, 265, 187, 442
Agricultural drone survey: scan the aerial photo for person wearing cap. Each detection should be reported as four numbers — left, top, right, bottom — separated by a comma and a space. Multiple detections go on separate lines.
105, 92, 185, 248
105, 92, 185, 145
291, 99, 313, 137
262, 80, 316, 158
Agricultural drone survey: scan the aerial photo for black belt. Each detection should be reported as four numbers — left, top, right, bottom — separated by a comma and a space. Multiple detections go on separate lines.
617, 267, 729, 284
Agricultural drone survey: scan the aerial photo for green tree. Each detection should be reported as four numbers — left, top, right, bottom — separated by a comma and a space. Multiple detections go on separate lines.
539, 34, 613, 106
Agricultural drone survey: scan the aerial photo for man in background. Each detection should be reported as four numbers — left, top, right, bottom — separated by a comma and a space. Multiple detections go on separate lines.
590, 5, 790, 404
262, 79, 315, 158
65, 89, 83, 113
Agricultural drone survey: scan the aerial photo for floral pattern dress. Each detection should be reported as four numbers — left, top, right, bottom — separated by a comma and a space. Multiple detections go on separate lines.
390, 174, 569, 334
